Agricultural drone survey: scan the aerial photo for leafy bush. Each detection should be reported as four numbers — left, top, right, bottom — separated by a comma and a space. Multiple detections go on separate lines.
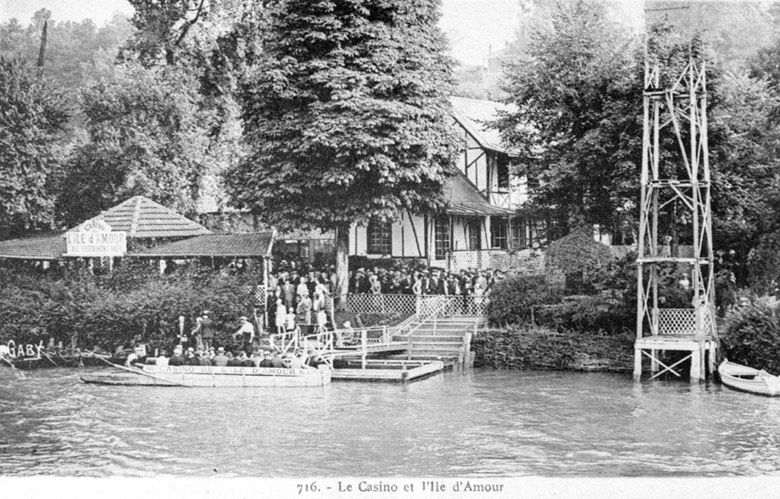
536, 294, 634, 336
486, 274, 561, 326
721, 297, 780, 373
747, 231, 780, 295
0, 262, 264, 353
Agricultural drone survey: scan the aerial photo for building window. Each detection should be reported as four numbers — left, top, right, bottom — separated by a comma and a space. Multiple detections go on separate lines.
434, 215, 450, 260
497, 157, 509, 189
367, 220, 392, 255
512, 217, 527, 249
467, 218, 481, 250
490, 216, 507, 249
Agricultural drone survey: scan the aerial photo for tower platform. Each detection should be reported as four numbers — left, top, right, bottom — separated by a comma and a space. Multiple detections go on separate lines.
634, 335, 718, 382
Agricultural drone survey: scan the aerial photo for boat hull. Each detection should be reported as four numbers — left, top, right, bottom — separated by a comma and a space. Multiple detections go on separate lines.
718, 360, 780, 397
81, 364, 332, 388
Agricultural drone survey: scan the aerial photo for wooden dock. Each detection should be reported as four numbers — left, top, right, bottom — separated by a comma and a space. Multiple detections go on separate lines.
331, 359, 445, 383
330, 342, 409, 357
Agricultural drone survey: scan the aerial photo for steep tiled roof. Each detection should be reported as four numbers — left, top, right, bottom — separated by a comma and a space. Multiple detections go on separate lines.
451, 96, 515, 155
0, 232, 66, 260
71, 196, 211, 239
131, 233, 274, 258
445, 173, 514, 216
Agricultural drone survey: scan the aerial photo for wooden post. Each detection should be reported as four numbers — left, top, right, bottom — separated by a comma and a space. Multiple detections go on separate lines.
463, 330, 473, 369
633, 347, 642, 381
361, 329, 367, 370
707, 342, 716, 378
407, 334, 412, 361
689, 345, 702, 382
650, 349, 659, 374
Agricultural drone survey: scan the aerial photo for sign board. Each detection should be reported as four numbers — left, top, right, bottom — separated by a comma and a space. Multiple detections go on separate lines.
65, 219, 127, 257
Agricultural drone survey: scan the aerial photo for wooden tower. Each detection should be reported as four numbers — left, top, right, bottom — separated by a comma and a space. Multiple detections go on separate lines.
633, 53, 718, 382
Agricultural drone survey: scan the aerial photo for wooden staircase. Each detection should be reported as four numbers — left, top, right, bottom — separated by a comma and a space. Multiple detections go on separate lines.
390, 316, 484, 366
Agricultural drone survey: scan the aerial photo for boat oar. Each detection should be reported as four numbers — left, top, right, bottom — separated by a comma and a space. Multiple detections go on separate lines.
1, 356, 26, 379
94, 356, 187, 387
40, 350, 59, 367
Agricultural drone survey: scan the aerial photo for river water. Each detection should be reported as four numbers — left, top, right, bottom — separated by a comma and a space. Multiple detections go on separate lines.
1, 368, 779, 477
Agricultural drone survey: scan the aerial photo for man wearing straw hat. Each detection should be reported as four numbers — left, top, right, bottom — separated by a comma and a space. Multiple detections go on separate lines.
232, 316, 255, 353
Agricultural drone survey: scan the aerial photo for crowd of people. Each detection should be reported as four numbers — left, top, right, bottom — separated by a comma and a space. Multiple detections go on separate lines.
117, 260, 505, 369
346, 264, 505, 297
267, 259, 505, 301
125, 341, 327, 370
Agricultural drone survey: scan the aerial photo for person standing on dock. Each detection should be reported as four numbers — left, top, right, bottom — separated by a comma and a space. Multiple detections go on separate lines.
296, 293, 312, 334
232, 316, 255, 353
198, 311, 215, 350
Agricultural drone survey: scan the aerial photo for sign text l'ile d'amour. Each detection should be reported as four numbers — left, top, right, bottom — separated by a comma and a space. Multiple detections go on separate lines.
65, 219, 127, 257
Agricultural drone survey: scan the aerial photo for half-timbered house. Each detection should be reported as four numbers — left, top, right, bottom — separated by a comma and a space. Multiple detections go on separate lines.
349, 97, 526, 269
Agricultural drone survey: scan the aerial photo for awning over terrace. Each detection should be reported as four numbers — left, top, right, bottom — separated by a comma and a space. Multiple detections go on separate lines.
444, 173, 514, 217
130, 233, 275, 258
0, 232, 66, 260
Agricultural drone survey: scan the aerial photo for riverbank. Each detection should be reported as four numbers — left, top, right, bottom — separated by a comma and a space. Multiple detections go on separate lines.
471, 326, 634, 372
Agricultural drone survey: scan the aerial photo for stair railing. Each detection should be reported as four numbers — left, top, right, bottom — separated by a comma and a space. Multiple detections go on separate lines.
393, 295, 454, 338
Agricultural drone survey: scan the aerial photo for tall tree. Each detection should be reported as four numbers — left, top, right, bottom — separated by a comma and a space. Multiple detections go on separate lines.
0, 58, 69, 238
59, 63, 213, 224
121, 0, 260, 212
497, 0, 640, 239
226, 0, 457, 306
0, 10, 133, 100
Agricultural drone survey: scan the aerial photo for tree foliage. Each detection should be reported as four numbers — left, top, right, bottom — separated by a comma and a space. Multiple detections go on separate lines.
497, 0, 640, 237
59, 64, 214, 224
227, 0, 457, 231
0, 58, 69, 238
721, 297, 780, 374
499, 0, 780, 272
0, 9, 133, 99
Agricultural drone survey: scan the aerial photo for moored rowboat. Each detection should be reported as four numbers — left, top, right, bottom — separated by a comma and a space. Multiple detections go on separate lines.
81, 364, 331, 388
718, 360, 780, 397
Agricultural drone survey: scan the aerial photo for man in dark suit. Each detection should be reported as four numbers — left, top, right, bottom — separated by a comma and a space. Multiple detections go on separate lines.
429, 269, 447, 295
356, 268, 370, 294
420, 271, 432, 295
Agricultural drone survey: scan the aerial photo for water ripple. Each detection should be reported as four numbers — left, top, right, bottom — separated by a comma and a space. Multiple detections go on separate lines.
2, 368, 780, 476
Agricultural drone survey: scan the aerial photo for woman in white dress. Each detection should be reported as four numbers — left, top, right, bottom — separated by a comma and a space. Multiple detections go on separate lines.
313, 293, 328, 334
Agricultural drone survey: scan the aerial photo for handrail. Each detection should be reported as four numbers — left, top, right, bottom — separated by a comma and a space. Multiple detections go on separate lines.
268, 330, 299, 356
393, 295, 451, 338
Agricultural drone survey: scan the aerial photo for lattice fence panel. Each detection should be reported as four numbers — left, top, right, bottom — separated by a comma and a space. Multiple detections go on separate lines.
346, 294, 417, 316
658, 308, 695, 336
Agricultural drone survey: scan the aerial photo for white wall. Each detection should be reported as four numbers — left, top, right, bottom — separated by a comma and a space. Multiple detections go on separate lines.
349, 212, 427, 258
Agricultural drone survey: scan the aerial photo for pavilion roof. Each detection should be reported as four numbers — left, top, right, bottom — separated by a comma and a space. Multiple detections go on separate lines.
70, 196, 211, 239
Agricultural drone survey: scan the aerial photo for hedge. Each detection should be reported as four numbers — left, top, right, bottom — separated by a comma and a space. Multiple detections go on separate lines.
0, 261, 263, 352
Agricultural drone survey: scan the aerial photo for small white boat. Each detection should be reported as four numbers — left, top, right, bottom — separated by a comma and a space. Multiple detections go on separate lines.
718, 360, 780, 397
81, 364, 332, 388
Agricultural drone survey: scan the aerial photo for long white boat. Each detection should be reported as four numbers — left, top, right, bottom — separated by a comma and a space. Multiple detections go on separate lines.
718, 360, 780, 397
81, 363, 332, 388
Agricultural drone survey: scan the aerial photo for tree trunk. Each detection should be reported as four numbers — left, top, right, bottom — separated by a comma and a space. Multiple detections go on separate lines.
37, 21, 48, 68
335, 223, 350, 311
